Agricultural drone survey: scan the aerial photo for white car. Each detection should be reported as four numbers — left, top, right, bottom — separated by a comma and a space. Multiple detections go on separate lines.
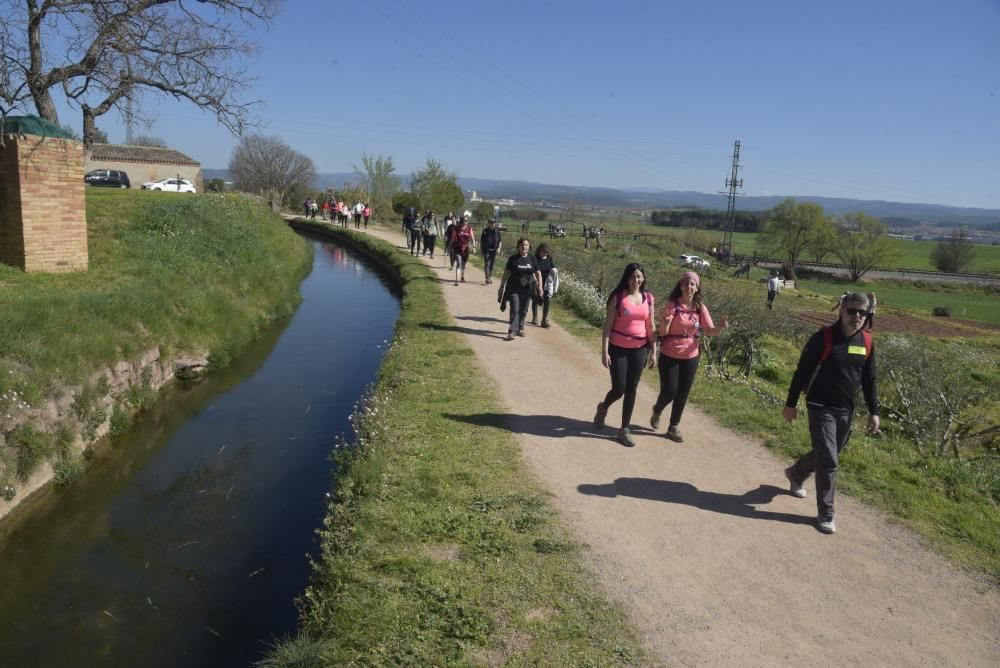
141, 178, 197, 193
678, 254, 710, 270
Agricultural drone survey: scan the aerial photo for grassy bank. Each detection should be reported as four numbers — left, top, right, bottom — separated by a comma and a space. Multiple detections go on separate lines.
0, 190, 311, 497
264, 222, 646, 666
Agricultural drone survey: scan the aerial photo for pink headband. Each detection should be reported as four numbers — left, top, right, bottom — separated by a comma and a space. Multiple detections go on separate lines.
680, 271, 701, 287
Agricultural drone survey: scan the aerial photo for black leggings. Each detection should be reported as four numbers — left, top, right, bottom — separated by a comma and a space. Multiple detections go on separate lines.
602, 344, 648, 429
653, 354, 700, 427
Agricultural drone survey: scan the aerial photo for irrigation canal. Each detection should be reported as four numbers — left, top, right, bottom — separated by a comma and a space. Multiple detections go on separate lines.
0, 235, 400, 667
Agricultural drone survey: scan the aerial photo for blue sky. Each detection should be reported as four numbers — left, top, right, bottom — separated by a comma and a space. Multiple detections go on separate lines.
57, 0, 1000, 209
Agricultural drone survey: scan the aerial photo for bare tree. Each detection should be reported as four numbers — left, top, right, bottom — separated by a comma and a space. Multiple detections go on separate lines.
131, 134, 167, 147
229, 134, 315, 212
0, 0, 280, 144
930, 228, 977, 273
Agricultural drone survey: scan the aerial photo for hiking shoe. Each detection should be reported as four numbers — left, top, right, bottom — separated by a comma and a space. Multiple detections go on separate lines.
594, 402, 608, 429
531, 317, 538, 325
504, 332, 515, 341
817, 516, 836, 534
541, 320, 551, 328
665, 425, 684, 442
650, 410, 662, 430
618, 428, 635, 447
517, 329, 525, 337
785, 466, 807, 498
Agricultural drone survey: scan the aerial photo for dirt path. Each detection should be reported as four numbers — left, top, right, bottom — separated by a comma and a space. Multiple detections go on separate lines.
359, 226, 998, 666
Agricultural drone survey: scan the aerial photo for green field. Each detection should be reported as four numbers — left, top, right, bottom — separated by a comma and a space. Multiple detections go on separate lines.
723, 231, 1000, 274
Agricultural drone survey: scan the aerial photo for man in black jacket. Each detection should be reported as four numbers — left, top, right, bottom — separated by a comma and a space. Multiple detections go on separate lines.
782, 292, 879, 534
480, 218, 503, 284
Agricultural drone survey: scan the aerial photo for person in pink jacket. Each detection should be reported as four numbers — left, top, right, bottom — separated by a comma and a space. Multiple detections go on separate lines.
594, 263, 657, 447
651, 271, 728, 442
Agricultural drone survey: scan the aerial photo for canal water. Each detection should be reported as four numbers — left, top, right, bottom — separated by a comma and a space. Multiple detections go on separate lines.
0, 237, 400, 667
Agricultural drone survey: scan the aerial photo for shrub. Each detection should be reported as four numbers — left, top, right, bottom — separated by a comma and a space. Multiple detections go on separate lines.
933, 305, 951, 317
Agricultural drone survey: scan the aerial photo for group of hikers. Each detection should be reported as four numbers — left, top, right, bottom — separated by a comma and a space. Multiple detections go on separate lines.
391, 215, 879, 536
304, 197, 371, 228
591, 263, 878, 534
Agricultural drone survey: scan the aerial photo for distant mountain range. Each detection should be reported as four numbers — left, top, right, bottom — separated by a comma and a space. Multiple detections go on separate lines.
202, 169, 1000, 229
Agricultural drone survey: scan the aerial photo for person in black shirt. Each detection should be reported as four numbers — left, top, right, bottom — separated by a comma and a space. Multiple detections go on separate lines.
531, 243, 556, 327
497, 237, 543, 340
480, 217, 503, 284
782, 292, 879, 535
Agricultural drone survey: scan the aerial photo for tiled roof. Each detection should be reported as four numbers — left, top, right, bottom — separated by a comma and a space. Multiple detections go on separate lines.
88, 143, 199, 165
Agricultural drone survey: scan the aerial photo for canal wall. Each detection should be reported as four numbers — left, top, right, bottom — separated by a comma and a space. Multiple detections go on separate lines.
0, 346, 210, 522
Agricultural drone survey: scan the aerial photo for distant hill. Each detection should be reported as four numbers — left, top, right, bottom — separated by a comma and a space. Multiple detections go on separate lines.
202, 169, 1000, 228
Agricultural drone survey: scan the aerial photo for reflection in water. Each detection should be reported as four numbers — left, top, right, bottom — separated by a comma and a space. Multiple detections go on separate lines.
0, 237, 400, 667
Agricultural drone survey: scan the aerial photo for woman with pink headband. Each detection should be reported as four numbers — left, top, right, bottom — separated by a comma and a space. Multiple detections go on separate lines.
651, 271, 728, 442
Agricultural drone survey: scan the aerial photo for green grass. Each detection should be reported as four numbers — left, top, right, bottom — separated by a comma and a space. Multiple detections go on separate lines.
263, 222, 647, 666
0, 190, 311, 495
793, 277, 1000, 325
720, 231, 1000, 274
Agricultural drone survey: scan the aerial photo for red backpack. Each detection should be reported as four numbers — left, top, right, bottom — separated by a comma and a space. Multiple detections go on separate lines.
806, 325, 872, 393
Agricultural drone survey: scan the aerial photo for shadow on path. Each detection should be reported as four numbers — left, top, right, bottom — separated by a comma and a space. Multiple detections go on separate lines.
578, 478, 813, 525
443, 412, 637, 446
420, 322, 506, 339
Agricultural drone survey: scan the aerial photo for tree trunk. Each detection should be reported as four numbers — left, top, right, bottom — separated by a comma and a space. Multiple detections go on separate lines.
32, 87, 60, 125
82, 107, 97, 146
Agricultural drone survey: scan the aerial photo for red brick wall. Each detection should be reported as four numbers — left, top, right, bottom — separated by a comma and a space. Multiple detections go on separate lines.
0, 135, 88, 272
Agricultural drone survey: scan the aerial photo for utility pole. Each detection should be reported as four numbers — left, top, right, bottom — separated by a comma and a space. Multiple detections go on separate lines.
719, 140, 743, 264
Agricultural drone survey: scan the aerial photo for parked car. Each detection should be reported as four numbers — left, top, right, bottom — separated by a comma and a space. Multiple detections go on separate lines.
84, 169, 130, 188
678, 254, 710, 270
141, 178, 197, 193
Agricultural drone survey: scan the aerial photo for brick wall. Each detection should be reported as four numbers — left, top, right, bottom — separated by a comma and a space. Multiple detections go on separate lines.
0, 135, 88, 273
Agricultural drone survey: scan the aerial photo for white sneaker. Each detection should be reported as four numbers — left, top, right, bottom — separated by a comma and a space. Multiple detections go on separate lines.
817, 516, 836, 534
785, 467, 807, 498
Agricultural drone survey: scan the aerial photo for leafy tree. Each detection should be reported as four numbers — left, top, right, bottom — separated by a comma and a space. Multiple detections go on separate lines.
354, 153, 400, 223
473, 201, 495, 222
229, 134, 315, 213
758, 198, 824, 281
805, 215, 839, 263
409, 159, 464, 214
834, 212, 898, 281
207, 178, 226, 193
391, 192, 421, 217
132, 135, 167, 147
930, 228, 977, 273
0, 0, 279, 144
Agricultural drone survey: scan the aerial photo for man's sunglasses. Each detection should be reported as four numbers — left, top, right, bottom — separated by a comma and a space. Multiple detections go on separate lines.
843, 307, 869, 317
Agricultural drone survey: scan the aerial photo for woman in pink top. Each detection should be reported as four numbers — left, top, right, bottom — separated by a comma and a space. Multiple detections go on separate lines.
651, 271, 728, 442
594, 263, 657, 447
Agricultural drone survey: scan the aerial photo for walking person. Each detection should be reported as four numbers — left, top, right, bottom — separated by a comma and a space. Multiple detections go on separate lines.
594, 263, 656, 447
447, 215, 475, 285
782, 292, 879, 535
353, 202, 364, 229
766, 271, 781, 309
531, 243, 556, 327
650, 271, 728, 442
864, 292, 877, 330
404, 207, 420, 255
423, 212, 440, 259
362, 204, 371, 228
442, 214, 456, 268
497, 238, 543, 341
480, 217, 503, 284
